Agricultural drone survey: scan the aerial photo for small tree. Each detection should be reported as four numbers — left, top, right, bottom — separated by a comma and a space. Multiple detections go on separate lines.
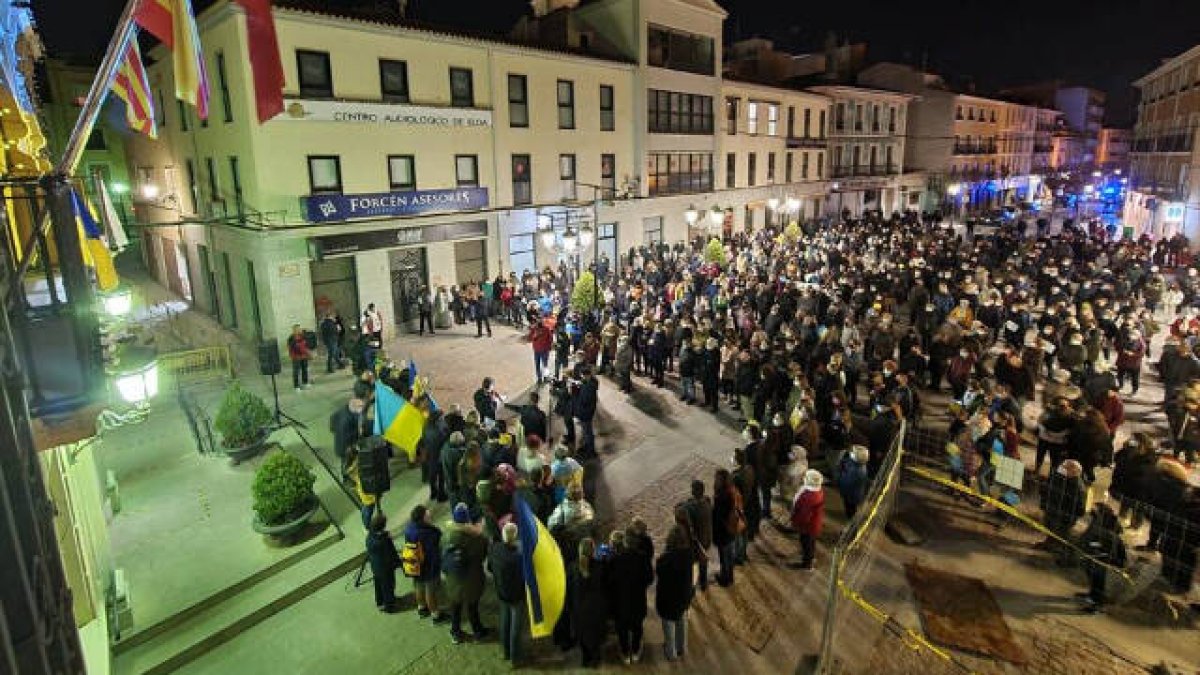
252, 450, 316, 525
784, 221, 802, 243
215, 382, 272, 447
570, 271, 601, 313
703, 237, 727, 268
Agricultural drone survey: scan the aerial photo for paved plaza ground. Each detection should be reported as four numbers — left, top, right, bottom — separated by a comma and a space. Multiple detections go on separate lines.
104, 265, 1200, 675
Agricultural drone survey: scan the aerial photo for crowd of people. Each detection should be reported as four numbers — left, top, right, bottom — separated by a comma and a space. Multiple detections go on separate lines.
328, 207, 1199, 667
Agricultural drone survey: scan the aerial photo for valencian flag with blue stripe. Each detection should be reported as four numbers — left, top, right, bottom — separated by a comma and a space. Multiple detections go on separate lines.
514, 494, 565, 638
373, 381, 426, 462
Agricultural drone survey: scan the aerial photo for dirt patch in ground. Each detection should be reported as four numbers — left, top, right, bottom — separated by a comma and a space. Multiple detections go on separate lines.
905, 562, 1026, 665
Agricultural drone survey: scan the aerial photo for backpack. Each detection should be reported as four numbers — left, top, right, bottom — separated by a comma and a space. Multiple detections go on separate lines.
727, 487, 747, 536
401, 537, 425, 578
441, 545, 464, 577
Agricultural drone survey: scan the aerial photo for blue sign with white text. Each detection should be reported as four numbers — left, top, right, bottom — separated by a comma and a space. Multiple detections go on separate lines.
303, 187, 489, 223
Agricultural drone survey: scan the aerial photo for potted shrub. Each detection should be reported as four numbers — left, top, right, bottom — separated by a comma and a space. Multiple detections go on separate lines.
251, 450, 318, 540
214, 382, 273, 462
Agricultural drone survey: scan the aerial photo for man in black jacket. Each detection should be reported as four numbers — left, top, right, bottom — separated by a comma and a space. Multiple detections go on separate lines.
505, 391, 548, 443
487, 522, 525, 664
330, 396, 365, 480
574, 369, 599, 459
474, 377, 499, 426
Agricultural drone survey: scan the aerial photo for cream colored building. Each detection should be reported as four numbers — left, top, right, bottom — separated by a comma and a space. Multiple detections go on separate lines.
1126, 44, 1200, 241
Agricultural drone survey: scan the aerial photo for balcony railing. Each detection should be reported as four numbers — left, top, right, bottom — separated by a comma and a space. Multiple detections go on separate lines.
953, 144, 998, 155
830, 163, 899, 178
1130, 134, 1195, 154
786, 135, 827, 149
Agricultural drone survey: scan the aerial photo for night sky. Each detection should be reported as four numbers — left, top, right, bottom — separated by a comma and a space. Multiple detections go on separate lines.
31, 0, 1200, 126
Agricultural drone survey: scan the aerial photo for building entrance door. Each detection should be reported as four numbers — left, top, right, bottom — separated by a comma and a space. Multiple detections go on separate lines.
389, 247, 428, 324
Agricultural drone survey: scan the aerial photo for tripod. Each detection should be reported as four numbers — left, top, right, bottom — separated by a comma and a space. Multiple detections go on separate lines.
268, 370, 307, 430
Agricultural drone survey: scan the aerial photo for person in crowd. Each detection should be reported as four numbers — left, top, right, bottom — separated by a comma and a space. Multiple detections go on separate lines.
1068, 407, 1112, 483
655, 525, 695, 662
1110, 432, 1158, 529
836, 445, 869, 519
287, 323, 312, 392
529, 317, 554, 383
711, 468, 741, 587
1076, 503, 1127, 614
442, 503, 489, 644
487, 522, 525, 664
731, 447, 759, 562
682, 479, 713, 590
417, 285, 435, 336
403, 505, 447, 622
1037, 459, 1088, 566
608, 527, 654, 664
365, 513, 400, 613
1035, 395, 1074, 477
472, 288, 493, 338
615, 334, 634, 393
363, 303, 383, 343
570, 537, 609, 668
473, 377, 500, 427
319, 310, 344, 373
790, 469, 826, 570
330, 394, 365, 480
574, 367, 600, 459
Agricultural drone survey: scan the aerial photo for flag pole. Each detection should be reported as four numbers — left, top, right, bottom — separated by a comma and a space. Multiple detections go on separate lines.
10, 0, 139, 291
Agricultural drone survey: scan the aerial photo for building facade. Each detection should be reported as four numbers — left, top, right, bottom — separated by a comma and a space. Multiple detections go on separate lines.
1096, 127, 1130, 172
1126, 44, 1200, 241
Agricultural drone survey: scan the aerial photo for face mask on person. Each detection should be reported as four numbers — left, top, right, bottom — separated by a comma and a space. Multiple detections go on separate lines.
959, 350, 969, 358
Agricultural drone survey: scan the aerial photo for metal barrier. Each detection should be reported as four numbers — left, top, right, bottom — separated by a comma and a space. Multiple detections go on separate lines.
157, 345, 233, 387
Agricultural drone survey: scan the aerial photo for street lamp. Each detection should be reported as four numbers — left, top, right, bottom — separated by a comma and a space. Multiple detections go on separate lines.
785, 196, 800, 212
767, 197, 780, 211
110, 346, 159, 405
708, 206, 724, 228
562, 226, 578, 252
140, 182, 160, 200
99, 286, 133, 317
537, 212, 556, 248
684, 205, 699, 225
579, 222, 594, 248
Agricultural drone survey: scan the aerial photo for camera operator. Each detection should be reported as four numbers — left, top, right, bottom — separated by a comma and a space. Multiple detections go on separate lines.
575, 367, 600, 460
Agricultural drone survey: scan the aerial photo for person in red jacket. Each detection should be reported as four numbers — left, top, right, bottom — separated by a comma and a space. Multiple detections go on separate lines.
529, 318, 553, 383
1115, 330, 1146, 395
287, 323, 312, 392
789, 469, 826, 570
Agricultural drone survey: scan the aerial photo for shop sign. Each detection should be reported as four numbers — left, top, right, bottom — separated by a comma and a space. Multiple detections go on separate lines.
280, 99, 492, 128
313, 220, 488, 257
1164, 202, 1185, 223
303, 187, 489, 223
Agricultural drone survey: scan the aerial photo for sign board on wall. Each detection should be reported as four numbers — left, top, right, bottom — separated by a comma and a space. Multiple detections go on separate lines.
1164, 202, 1185, 224
280, 99, 492, 128
303, 187, 489, 223
312, 220, 488, 257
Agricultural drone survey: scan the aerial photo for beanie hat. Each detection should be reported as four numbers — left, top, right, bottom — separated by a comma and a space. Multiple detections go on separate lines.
452, 502, 471, 524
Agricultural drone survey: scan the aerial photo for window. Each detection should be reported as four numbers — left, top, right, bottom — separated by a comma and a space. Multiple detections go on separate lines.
767, 104, 779, 136
747, 102, 759, 134
801, 152, 809, 179
246, 260, 262, 339
767, 152, 776, 182
646, 153, 712, 196
885, 146, 894, 171
869, 146, 877, 172
228, 156, 243, 220
643, 216, 664, 245
178, 99, 189, 131
449, 67, 473, 107
507, 74, 528, 127
214, 52, 234, 122
509, 234, 536, 276
557, 80, 575, 129
388, 155, 416, 190
185, 158, 198, 211
511, 154, 531, 205
747, 152, 757, 186
835, 103, 845, 131
726, 152, 736, 187
819, 110, 826, 137
648, 90, 712, 134
803, 108, 811, 137
787, 106, 795, 138
559, 154, 576, 200
455, 155, 479, 187
155, 89, 166, 127
990, 109, 996, 123
596, 222, 617, 264
967, 107, 975, 121
221, 252, 237, 328
726, 97, 738, 134
817, 151, 824, 179
379, 59, 409, 103
646, 25, 714, 76
600, 85, 614, 131
205, 157, 219, 210
601, 153, 616, 197
307, 155, 342, 194
854, 104, 863, 131
888, 106, 896, 133
86, 129, 106, 150
785, 152, 793, 183
296, 50, 332, 98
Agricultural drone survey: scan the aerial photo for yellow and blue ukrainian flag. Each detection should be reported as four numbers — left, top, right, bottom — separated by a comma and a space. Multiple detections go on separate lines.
515, 494, 565, 638
372, 381, 426, 462
71, 187, 118, 291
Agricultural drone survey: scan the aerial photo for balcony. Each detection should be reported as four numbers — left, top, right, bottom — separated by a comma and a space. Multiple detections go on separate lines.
953, 144, 998, 156
786, 135, 827, 149
831, 163, 899, 178
1130, 134, 1195, 154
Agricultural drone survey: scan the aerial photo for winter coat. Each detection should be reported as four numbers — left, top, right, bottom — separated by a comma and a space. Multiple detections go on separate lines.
570, 559, 610, 652
654, 546, 695, 621
402, 520, 443, 582
574, 378, 599, 420
487, 540, 525, 604
608, 543, 653, 624
836, 455, 868, 509
366, 530, 400, 579
712, 485, 737, 548
1040, 471, 1086, 533
329, 405, 362, 459
1110, 449, 1157, 502
441, 524, 488, 604
683, 495, 713, 548
1115, 337, 1145, 371
790, 488, 825, 536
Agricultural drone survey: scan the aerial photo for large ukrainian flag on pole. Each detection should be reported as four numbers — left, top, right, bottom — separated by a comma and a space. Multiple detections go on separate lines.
515, 494, 565, 638
71, 188, 118, 292
372, 381, 425, 462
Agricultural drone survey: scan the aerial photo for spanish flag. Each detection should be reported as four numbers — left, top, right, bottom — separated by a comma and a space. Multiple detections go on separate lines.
135, 0, 209, 119
110, 40, 156, 138
515, 494, 565, 638
372, 381, 426, 462
71, 188, 118, 292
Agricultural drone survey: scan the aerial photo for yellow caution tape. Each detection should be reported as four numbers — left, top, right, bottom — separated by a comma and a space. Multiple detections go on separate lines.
903, 464, 1133, 583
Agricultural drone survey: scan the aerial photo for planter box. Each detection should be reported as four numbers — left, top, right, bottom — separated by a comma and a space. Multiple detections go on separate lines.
252, 498, 319, 543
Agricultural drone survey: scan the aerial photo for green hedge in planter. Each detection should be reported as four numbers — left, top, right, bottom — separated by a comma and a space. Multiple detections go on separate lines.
214, 382, 272, 447
252, 450, 316, 526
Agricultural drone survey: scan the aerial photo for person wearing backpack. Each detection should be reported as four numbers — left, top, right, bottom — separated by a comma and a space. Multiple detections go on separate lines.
441, 503, 489, 644
402, 505, 447, 623
487, 522, 525, 664
366, 513, 401, 613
